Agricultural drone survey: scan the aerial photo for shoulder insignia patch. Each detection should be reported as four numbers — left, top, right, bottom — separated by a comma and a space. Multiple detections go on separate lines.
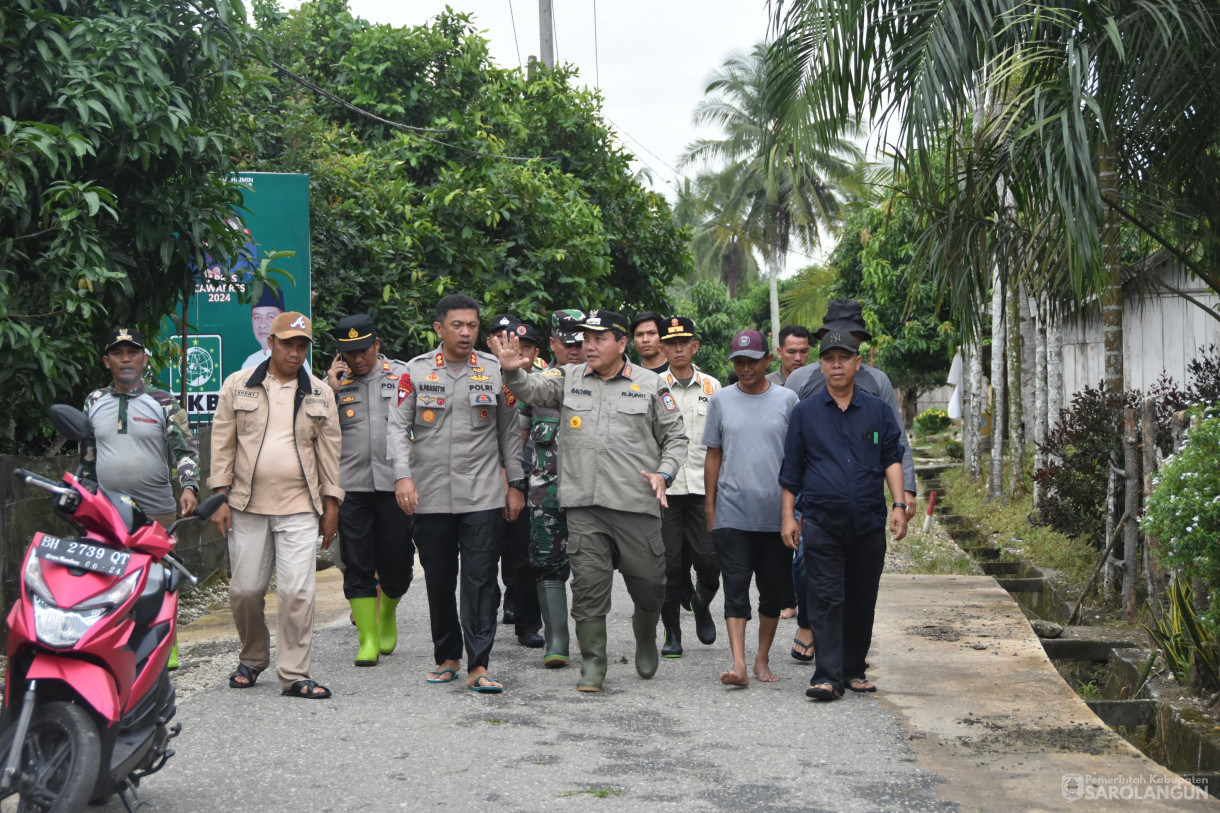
469, 351, 479, 366
661, 393, 677, 412
397, 373, 413, 405
433, 352, 445, 368
503, 384, 517, 407
382, 360, 391, 372
544, 368, 563, 377
702, 379, 714, 395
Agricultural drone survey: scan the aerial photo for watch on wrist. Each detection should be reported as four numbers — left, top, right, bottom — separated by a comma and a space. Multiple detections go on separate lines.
508, 478, 527, 493
659, 472, 673, 487
892, 502, 908, 512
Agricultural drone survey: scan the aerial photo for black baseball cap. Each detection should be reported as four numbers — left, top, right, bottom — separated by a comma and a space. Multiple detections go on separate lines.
578, 309, 629, 338
489, 314, 517, 334
661, 316, 696, 341
511, 322, 540, 345
103, 327, 145, 352
334, 314, 377, 352
818, 329, 860, 356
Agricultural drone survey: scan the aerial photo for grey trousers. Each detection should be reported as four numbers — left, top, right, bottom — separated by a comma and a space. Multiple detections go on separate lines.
566, 506, 665, 620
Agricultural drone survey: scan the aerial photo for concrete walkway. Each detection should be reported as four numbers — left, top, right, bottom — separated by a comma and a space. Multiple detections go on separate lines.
92, 571, 1213, 812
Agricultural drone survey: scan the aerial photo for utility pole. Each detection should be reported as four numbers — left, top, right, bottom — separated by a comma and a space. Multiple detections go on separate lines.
539, 0, 554, 68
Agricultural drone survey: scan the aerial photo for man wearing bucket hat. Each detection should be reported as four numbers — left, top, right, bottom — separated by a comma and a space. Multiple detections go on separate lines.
210, 311, 343, 699
780, 328, 908, 700
326, 314, 414, 667
491, 309, 688, 693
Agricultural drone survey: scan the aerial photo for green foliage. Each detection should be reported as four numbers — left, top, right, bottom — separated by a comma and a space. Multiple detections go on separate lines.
246, 3, 687, 362
0, 0, 261, 453
913, 408, 951, 436
676, 279, 761, 384
1142, 406, 1220, 627
943, 437, 964, 461
1144, 579, 1220, 690
828, 198, 956, 401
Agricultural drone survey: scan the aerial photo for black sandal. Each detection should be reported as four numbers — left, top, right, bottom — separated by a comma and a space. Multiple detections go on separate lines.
848, 677, 877, 693
282, 679, 332, 699
228, 663, 262, 689
805, 682, 843, 701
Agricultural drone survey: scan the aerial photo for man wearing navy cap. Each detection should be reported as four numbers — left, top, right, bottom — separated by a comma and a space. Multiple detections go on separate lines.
492, 309, 688, 693
327, 314, 414, 667
779, 329, 908, 701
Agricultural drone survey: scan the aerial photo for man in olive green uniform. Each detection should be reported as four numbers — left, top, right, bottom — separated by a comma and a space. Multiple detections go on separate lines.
492, 310, 687, 693
326, 314, 414, 667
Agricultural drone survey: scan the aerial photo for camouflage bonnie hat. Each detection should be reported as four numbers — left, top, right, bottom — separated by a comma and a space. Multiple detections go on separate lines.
551, 309, 586, 344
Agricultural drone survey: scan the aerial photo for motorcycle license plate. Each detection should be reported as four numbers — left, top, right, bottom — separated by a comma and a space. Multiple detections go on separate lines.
35, 536, 131, 577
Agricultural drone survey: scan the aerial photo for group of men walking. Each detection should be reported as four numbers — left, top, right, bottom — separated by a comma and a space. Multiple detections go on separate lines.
81, 295, 911, 702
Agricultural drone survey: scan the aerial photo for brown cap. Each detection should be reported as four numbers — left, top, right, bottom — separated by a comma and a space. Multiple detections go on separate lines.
270, 311, 312, 341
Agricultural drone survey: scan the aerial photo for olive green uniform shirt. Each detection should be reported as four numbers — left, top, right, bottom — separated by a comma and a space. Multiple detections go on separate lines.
502, 360, 688, 518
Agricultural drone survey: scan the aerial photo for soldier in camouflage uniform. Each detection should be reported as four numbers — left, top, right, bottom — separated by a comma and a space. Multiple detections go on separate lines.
82, 326, 200, 670
518, 309, 586, 667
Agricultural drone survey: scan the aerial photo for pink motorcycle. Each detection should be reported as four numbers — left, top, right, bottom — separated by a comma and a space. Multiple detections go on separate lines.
0, 405, 223, 812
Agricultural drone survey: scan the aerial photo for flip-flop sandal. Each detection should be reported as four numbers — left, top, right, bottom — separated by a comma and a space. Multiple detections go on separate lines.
228, 663, 262, 689
790, 637, 815, 662
848, 678, 877, 693
426, 668, 460, 684
282, 679, 332, 699
468, 675, 504, 694
805, 682, 842, 701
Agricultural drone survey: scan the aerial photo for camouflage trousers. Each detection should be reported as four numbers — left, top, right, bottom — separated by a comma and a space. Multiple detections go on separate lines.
529, 505, 570, 582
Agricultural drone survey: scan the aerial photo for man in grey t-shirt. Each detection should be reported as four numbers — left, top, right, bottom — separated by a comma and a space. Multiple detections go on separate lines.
702, 329, 799, 686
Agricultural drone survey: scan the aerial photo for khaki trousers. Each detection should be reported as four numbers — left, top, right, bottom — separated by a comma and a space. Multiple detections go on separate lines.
566, 506, 665, 620
228, 509, 319, 688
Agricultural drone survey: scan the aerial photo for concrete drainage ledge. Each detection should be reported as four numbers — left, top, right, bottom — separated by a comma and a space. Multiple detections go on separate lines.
934, 502, 1220, 788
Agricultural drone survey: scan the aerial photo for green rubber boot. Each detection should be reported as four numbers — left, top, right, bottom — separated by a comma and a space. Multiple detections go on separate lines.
350, 597, 380, 666
538, 582, 570, 668
378, 594, 402, 655
574, 617, 608, 692
632, 607, 661, 679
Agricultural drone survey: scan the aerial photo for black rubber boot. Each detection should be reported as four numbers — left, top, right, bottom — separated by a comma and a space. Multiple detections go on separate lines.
692, 583, 718, 645
632, 607, 661, 679
661, 598, 683, 658
575, 617, 608, 692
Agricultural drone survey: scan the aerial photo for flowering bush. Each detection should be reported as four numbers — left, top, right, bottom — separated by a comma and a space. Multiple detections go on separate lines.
1142, 406, 1220, 628
914, 407, 951, 435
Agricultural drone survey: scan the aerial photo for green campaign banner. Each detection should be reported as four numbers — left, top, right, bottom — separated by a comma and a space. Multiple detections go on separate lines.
161, 172, 311, 421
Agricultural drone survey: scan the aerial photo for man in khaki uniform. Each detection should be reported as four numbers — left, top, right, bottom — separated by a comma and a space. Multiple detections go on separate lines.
326, 314, 414, 667
209, 311, 343, 699
492, 309, 688, 693
387, 294, 524, 694
657, 316, 722, 656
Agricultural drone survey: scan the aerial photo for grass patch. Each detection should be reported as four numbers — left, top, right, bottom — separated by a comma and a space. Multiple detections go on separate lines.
941, 465, 1097, 587
888, 532, 979, 575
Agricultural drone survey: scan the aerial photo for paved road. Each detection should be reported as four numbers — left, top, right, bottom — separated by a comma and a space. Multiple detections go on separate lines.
85, 572, 1213, 812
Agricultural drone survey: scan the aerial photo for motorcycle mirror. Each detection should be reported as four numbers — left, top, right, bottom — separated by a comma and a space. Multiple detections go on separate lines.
192, 492, 228, 520
49, 404, 94, 442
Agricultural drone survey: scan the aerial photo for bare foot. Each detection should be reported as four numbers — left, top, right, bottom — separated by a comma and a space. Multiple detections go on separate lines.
779, 607, 796, 619
720, 665, 749, 686
753, 659, 780, 682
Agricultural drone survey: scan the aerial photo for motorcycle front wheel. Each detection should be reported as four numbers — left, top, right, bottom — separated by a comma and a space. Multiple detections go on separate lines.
0, 701, 101, 813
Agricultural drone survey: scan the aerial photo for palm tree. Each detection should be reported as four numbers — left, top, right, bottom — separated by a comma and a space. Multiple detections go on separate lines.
680, 43, 863, 342
671, 176, 761, 298
767, 0, 1220, 393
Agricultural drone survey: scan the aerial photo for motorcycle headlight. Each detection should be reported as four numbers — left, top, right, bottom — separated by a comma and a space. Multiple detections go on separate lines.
23, 554, 54, 603
32, 596, 107, 648
75, 569, 143, 610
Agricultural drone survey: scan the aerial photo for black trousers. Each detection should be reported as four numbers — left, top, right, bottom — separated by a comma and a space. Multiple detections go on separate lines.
501, 510, 541, 635
802, 516, 886, 692
338, 491, 414, 600
414, 509, 504, 669
660, 494, 719, 601
712, 528, 794, 620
